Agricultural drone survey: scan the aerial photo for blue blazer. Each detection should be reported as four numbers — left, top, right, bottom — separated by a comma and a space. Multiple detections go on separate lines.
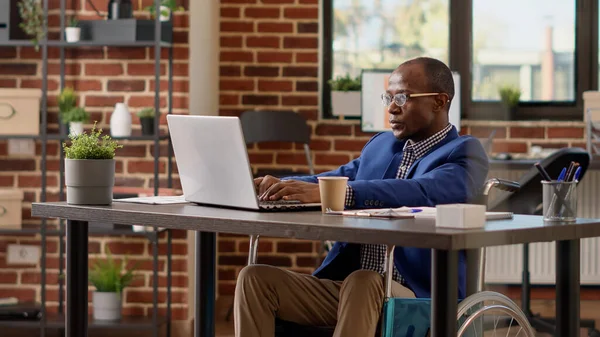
285, 126, 489, 299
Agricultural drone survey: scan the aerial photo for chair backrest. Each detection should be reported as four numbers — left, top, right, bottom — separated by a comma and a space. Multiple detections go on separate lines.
487, 147, 591, 214
240, 110, 312, 144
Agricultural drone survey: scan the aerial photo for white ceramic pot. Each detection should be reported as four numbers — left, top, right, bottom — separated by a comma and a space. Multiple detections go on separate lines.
159, 5, 170, 21
110, 103, 132, 137
69, 122, 83, 136
92, 292, 122, 321
65, 27, 81, 43
331, 91, 361, 117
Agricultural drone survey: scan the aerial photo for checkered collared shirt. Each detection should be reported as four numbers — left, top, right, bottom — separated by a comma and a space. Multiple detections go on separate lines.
346, 123, 453, 283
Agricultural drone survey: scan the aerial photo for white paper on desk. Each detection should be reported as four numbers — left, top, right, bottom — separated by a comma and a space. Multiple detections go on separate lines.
413, 207, 513, 220
113, 195, 188, 205
327, 207, 423, 218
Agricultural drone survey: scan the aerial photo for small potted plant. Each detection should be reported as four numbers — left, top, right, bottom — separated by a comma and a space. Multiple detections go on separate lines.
145, 0, 184, 21
65, 17, 80, 43
17, 0, 47, 51
136, 107, 155, 136
329, 74, 361, 117
63, 107, 90, 136
498, 85, 521, 120
89, 247, 137, 321
63, 122, 122, 205
58, 87, 85, 135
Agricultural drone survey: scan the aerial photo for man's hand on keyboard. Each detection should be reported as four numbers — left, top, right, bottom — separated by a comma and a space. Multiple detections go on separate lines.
255, 176, 320, 203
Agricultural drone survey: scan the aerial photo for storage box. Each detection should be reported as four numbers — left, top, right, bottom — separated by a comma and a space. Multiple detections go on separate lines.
78, 19, 173, 43
435, 204, 486, 229
0, 189, 24, 229
0, 89, 41, 136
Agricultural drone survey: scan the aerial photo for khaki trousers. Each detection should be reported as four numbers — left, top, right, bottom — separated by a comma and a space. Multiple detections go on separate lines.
234, 264, 416, 337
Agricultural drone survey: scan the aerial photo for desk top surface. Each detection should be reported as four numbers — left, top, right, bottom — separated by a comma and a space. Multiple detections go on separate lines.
31, 201, 600, 250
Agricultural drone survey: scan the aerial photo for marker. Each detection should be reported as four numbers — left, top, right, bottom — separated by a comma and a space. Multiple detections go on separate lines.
574, 166, 582, 182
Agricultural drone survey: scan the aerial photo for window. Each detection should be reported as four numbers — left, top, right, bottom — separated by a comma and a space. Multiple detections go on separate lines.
472, 0, 576, 102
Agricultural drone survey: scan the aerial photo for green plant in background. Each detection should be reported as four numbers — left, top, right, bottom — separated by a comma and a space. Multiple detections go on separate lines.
62, 107, 89, 123
145, 0, 184, 19
68, 16, 78, 27
89, 247, 137, 293
63, 122, 122, 160
498, 86, 521, 108
17, 0, 47, 51
328, 74, 361, 91
136, 107, 155, 119
58, 87, 77, 119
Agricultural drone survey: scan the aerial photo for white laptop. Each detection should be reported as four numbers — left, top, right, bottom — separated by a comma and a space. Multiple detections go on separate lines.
166, 115, 321, 211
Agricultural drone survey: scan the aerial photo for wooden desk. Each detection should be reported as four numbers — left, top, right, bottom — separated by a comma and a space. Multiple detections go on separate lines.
31, 201, 600, 337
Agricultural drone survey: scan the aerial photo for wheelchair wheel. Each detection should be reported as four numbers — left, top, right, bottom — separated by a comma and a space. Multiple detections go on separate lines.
456, 291, 536, 337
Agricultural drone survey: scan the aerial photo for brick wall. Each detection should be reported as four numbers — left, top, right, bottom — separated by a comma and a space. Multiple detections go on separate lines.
0, 0, 190, 322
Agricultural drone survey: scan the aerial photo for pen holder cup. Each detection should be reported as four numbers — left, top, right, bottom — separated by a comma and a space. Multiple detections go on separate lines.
542, 180, 577, 222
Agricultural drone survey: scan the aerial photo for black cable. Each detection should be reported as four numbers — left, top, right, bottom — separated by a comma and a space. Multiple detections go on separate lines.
86, 0, 106, 18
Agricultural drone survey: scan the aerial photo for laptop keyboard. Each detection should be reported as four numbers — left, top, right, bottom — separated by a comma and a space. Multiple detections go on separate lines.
258, 199, 318, 211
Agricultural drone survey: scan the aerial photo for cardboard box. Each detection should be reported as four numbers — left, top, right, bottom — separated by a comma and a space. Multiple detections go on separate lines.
0, 189, 24, 229
0, 88, 41, 136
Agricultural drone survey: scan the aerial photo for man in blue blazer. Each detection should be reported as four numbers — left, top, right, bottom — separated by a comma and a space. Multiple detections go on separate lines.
234, 57, 489, 337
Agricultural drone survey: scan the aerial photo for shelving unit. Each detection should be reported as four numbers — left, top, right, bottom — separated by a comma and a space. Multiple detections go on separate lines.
0, 0, 176, 336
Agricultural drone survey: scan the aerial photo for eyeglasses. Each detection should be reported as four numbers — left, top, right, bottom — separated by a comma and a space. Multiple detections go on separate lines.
381, 92, 441, 107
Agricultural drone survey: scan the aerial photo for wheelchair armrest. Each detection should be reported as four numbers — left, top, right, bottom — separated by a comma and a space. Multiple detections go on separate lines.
483, 178, 520, 196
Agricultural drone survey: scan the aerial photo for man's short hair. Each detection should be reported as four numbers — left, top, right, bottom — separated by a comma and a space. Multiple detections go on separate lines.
402, 57, 455, 104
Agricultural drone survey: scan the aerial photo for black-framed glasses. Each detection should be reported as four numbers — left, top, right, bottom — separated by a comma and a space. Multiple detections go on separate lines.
381, 92, 440, 107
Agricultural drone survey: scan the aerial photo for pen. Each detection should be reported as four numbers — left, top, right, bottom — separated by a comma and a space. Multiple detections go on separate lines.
534, 162, 552, 181
557, 168, 566, 181
573, 166, 582, 182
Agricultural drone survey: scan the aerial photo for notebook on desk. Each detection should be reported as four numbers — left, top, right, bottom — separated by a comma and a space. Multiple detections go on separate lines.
166, 115, 321, 212
327, 207, 513, 220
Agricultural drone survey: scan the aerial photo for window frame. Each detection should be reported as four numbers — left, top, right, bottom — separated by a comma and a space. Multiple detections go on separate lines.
320, 0, 598, 121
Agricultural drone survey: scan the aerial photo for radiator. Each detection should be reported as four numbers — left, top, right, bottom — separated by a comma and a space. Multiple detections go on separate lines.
484, 169, 600, 285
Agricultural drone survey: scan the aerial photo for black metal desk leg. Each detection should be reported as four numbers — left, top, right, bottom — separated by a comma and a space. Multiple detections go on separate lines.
556, 239, 580, 337
431, 249, 458, 337
66, 220, 88, 337
195, 231, 216, 337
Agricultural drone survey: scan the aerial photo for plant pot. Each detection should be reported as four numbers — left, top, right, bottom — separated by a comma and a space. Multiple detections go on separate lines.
159, 5, 170, 21
69, 121, 84, 136
331, 91, 361, 117
110, 103, 132, 137
140, 117, 154, 135
92, 291, 122, 321
65, 159, 115, 205
65, 27, 81, 43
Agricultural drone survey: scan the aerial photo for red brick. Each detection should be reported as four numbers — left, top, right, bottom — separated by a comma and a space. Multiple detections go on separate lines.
492, 141, 528, 153
249, 153, 274, 164
221, 7, 241, 18
66, 80, 104, 91
242, 95, 279, 106
531, 142, 569, 149
239, 240, 273, 253
277, 241, 313, 253
221, 21, 254, 33
354, 125, 377, 137
107, 80, 146, 92
0, 47, 16, 58
547, 127, 584, 139
173, 63, 189, 77
257, 51, 292, 63
0, 289, 36, 302
296, 81, 318, 92
297, 256, 321, 267
85, 63, 123, 76
0, 63, 37, 75
296, 52, 318, 63
35, 142, 59, 156
258, 80, 293, 92
149, 275, 189, 288
150, 79, 189, 93
126, 289, 186, 304
48, 63, 81, 76
276, 153, 309, 165
219, 255, 247, 266
85, 0, 108, 11
219, 269, 237, 281
0, 176, 14, 187
125, 259, 166, 271
128, 63, 167, 76
256, 142, 293, 150
219, 282, 236, 296
469, 126, 506, 138
307, 139, 332, 151
284, 37, 318, 49
127, 96, 167, 108
335, 139, 368, 151
299, 0, 318, 4
245, 7, 280, 18
219, 240, 237, 253
0, 79, 17, 87
221, 79, 255, 91
261, 0, 294, 3
86, 96, 125, 107
220, 94, 239, 105
284, 7, 318, 19
282, 95, 318, 106
107, 47, 147, 60
221, 65, 241, 76
18, 175, 58, 188
282, 66, 318, 77
244, 66, 279, 77
127, 160, 166, 174
222, 0, 256, 2
106, 242, 145, 255
0, 159, 36, 171
21, 79, 59, 91
316, 124, 352, 136
0, 272, 17, 284
246, 36, 280, 48
220, 51, 254, 62
297, 22, 318, 33
21, 272, 59, 284
509, 127, 545, 139
116, 145, 147, 157
221, 36, 243, 48
257, 255, 292, 267
258, 22, 294, 33
315, 154, 351, 166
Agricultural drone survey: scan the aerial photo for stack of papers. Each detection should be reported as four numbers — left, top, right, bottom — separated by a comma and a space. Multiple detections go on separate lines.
327, 206, 512, 220
113, 195, 188, 205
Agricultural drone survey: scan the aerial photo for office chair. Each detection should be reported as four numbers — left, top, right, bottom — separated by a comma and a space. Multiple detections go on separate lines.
240, 110, 315, 177
242, 178, 528, 337
487, 147, 600, 337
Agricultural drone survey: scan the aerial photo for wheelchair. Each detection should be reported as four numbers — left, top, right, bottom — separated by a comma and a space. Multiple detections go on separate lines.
244, 178, 536, 337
